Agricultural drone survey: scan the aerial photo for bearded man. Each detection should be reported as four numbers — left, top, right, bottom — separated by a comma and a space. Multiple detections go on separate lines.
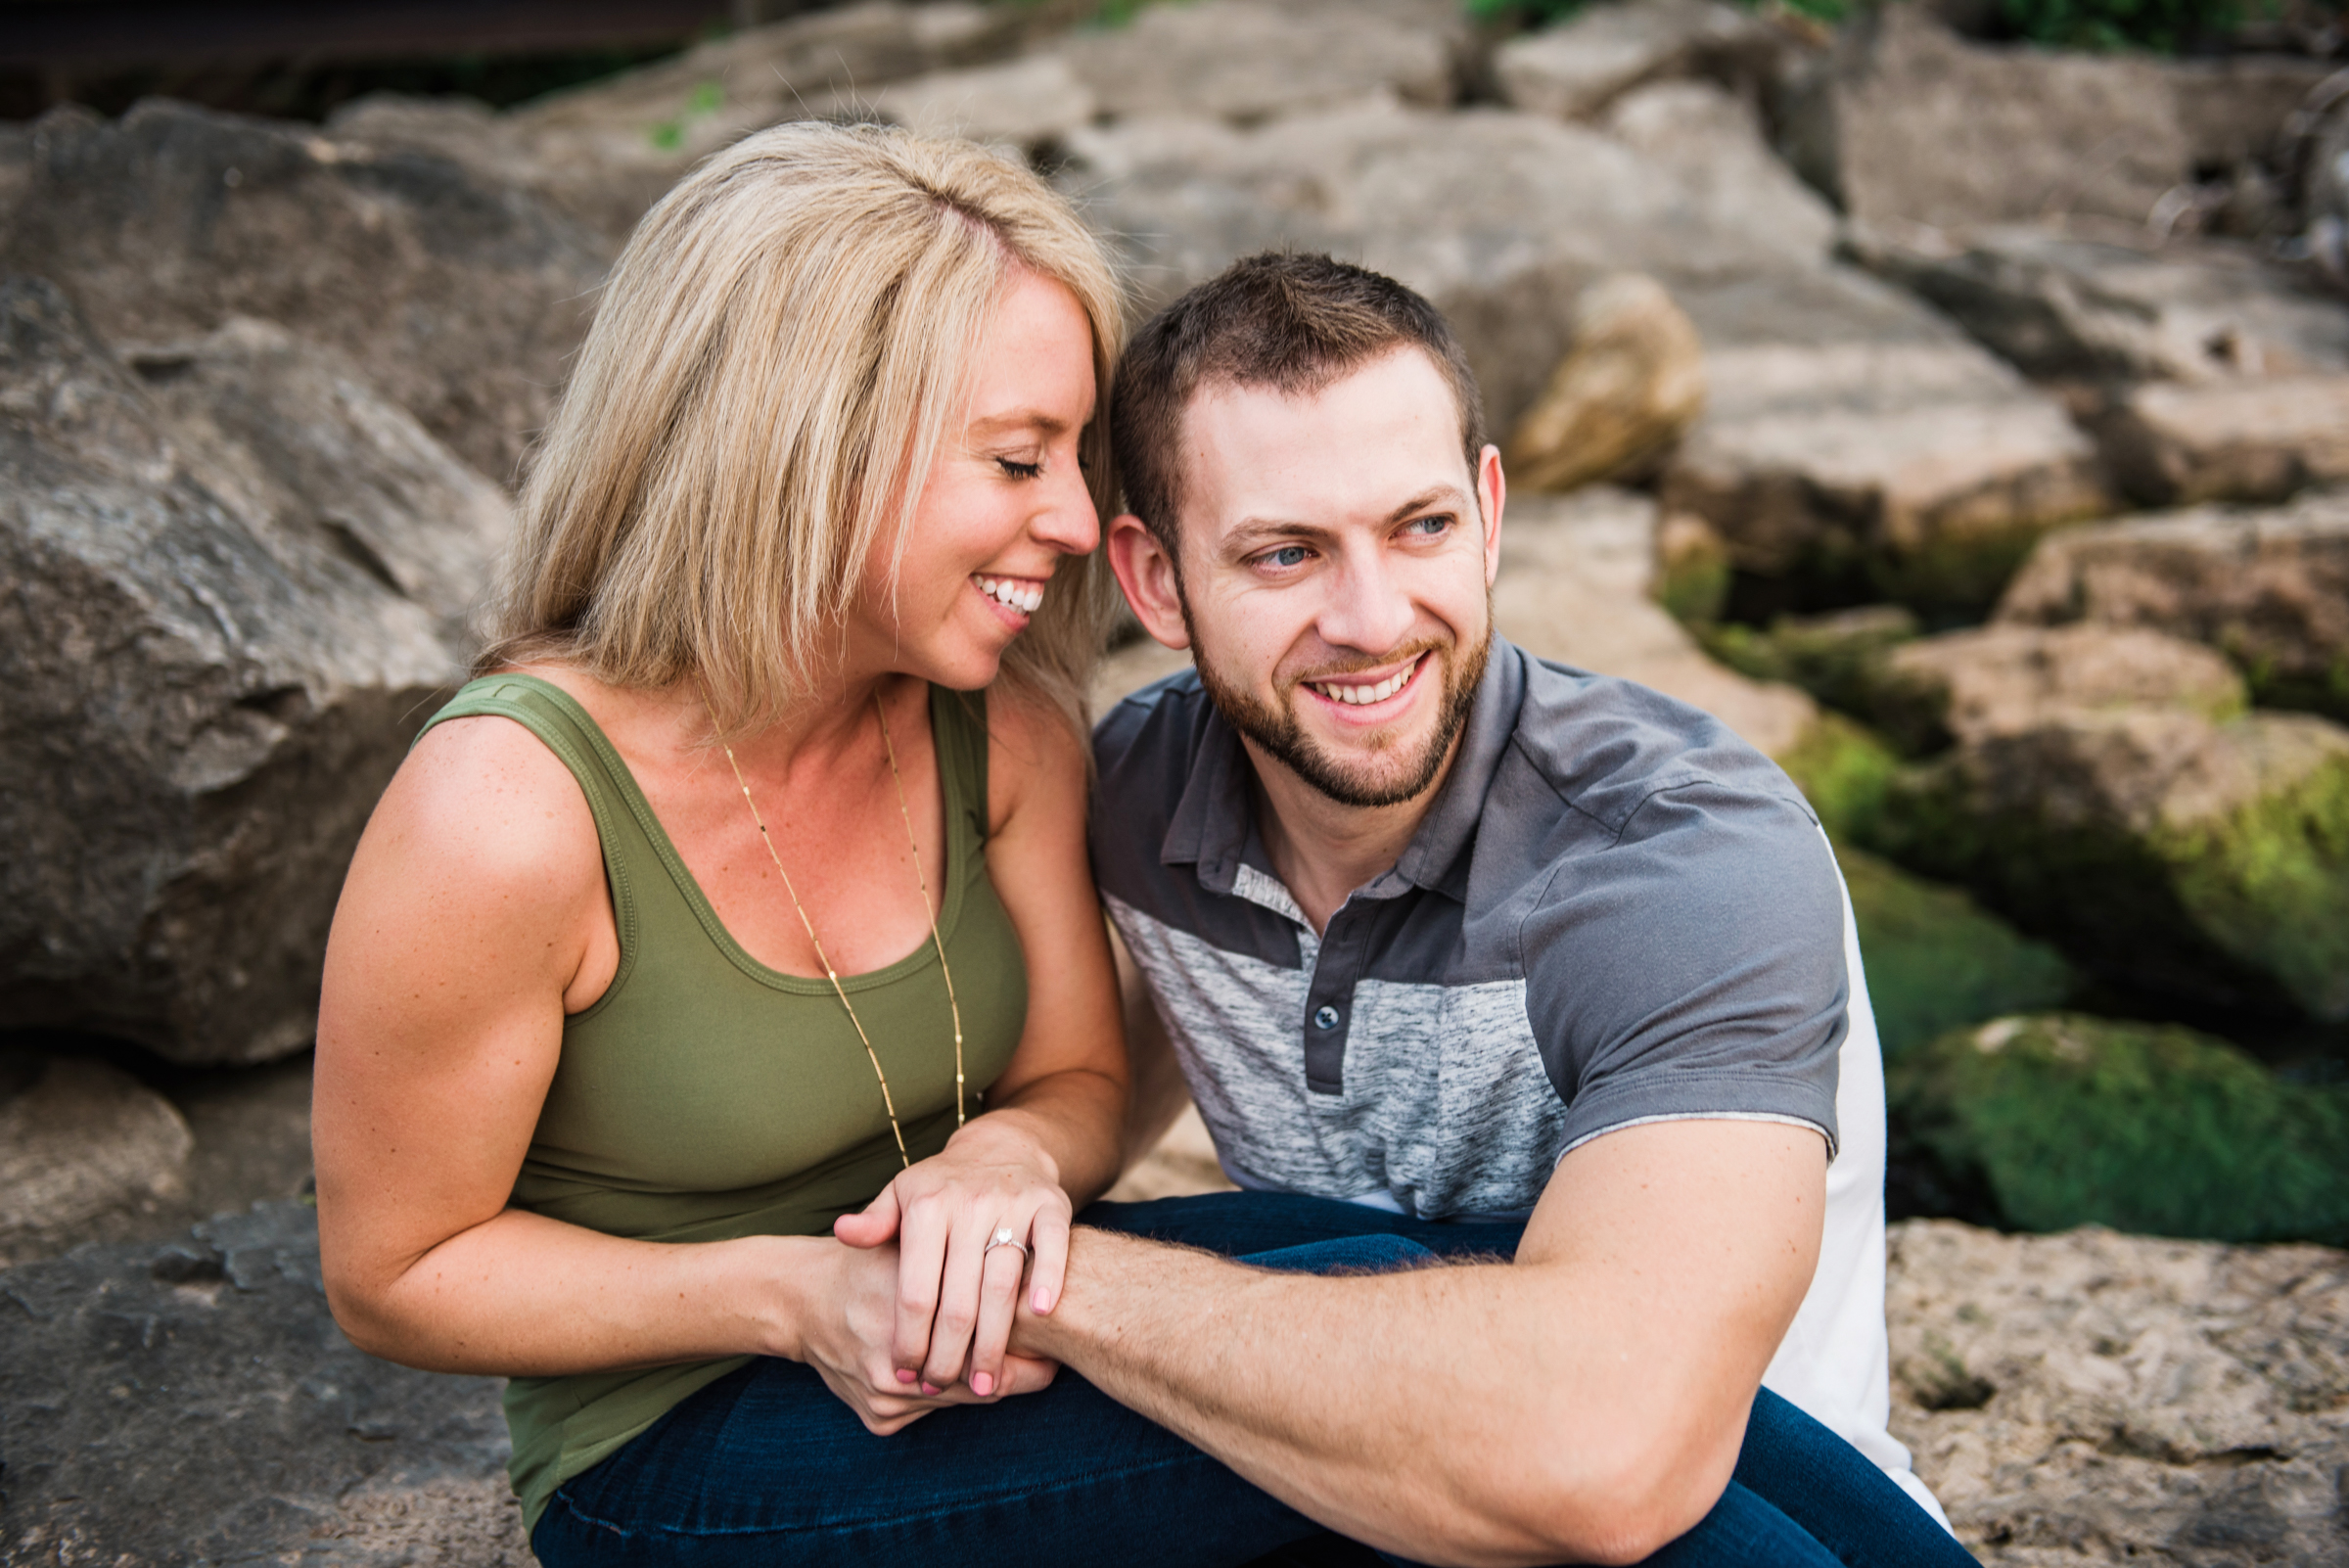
1003, 251, 1966, 1564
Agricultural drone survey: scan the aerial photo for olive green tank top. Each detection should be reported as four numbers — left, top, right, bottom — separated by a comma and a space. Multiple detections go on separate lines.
413, 674, 1030, 1532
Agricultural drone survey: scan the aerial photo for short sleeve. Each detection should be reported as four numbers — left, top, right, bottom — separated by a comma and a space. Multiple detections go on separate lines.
1521, 779, 1846, 1159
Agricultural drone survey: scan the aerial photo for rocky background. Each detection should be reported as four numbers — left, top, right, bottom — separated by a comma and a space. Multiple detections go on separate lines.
3, 0, 2346, 1561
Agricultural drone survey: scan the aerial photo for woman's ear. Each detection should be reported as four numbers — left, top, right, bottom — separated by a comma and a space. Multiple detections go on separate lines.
1104, 514, 1191, 651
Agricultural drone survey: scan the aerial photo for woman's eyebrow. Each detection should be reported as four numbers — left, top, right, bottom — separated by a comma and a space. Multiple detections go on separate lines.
967, 407, 1087, 438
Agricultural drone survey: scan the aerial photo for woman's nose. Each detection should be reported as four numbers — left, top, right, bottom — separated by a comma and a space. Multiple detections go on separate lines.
1030, 461, 1101, 555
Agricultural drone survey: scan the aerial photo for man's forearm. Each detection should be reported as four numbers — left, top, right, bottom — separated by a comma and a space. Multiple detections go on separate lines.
1014, 1121, 1826, 1568
1016, 1229, 1722, 1568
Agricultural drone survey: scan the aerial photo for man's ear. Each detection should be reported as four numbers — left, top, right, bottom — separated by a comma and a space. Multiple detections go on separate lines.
1105, 514, 1192, 651
1476, 443, 1506, 588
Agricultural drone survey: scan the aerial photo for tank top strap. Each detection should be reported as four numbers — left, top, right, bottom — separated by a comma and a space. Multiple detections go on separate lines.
928, 684, 990, 859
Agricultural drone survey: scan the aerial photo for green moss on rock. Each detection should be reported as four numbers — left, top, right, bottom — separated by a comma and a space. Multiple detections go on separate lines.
1887, 1014, 2349, 1244
1776, 713, 1903, 843
2161, 755, 2349, 1022
1836, 844, 2074, 1062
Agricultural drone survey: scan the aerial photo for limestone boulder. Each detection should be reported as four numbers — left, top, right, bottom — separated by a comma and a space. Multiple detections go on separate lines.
0, 1055, 193, 1268
1502, 272, 1706, 493
1850, 226, 2349, 385
1494, 0, 1793, 122
863, 54, 1097, 152
1060, 0, 1459, 125
2098, 373, 2349, 507
0, 278, 508, 1064
1495, 487, 1820, 759
1888, 1219, 2349, 1565
0, 98, 611, 484
1058, 101, 1828, 433
0, 1202, 527, 1567
1601, 79, 1838, 265
1995, 489, 2349, 718
1660, 265, 2111, 612
1794, 5, 2189, 230
1867, 624, 2349, 1019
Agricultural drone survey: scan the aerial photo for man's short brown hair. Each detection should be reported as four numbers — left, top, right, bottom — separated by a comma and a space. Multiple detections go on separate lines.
1110, 253, 1488, 564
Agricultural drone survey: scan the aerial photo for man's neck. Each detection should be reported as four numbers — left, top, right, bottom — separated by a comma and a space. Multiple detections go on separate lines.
1238, 733, 1461, 935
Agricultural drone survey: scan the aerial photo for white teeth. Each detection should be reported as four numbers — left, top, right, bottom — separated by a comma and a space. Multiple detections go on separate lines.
975, 576, 1044, 615
1312, 664, 1413, 705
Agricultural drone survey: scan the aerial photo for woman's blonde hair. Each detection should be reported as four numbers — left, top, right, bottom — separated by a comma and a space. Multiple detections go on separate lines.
480, 120, 1126, 739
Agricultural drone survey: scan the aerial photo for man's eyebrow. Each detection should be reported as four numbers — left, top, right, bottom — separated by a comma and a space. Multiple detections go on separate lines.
1222, 486, 1466, 553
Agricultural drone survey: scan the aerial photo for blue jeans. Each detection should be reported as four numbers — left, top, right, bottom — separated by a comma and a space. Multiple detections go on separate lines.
533, 1193, 1972, 1567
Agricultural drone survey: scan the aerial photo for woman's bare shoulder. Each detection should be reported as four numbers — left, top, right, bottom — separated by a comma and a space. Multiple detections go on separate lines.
982, 679, 1087, 841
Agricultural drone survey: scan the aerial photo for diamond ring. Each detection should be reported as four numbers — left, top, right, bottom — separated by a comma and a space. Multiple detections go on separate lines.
984, 1225, 1029, 1260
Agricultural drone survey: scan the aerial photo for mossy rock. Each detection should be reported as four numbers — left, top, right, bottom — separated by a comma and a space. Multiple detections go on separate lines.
1887, 1013, 2349, 1245
1704, 606, 1920, 717
1776, 713, 1903, 843
1656, 514, 1732, 626
1835, 844, 2073, 1062
1874, 723, 2349, 1022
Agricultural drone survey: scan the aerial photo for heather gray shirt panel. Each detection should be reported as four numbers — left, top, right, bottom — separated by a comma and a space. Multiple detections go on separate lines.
1091, 640, 1845, 1220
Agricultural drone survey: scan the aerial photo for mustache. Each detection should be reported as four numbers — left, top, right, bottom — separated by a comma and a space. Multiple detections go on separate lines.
1281, 638, 1450, 687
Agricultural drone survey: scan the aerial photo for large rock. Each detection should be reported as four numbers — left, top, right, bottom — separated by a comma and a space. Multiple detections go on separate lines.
1835, 846, 2074, 1065
1996, 489, 2349, 718
0, 278, 508, 1064
2098, 374, 2349, 507
0, 1202, 527, 1566
1888, 1218, 2349, 1565
864, 54, 1098, 151
1849, 226, 2349, 385
1794, 4, 2189, 230
1660, 264, 2111, 612
1868, 623, 2349, 1020
0, 98, 612, 484
1494, 0, 1793, 122
1891, 1014, 2349, 1244
1057, 100, 1831, 434
1060, 0, 1458, 124
0, 1055, 193, 1268
1495, 487, 1820, 758
1601, 79, 1839, 265
1501, 272, 1706, 493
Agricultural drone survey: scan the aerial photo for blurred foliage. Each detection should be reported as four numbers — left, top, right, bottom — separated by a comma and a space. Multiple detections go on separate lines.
1702, 606, 1925, 741
1776, 712, 1903, 842
1836, 843, 2075, 1061
1888, 1014, 2349, 1243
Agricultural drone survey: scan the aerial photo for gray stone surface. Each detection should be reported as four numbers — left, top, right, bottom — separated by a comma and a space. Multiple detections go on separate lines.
0, 98, 612, 484
0, 1202, 527, 1566
0, 277, 505, 1064
1888, 1219, 2349, 1566
1494, 0, 1792, 122
1851, 226, 2349, 384
1659, 264, 2110, 608
0, 1055, 193, 1268
1057, 99, 1830, 433
1996, 489, 2349, 715
1798, 4, 2188, 230
1060, 0, 1457, 125
2099, 374, 2349, 507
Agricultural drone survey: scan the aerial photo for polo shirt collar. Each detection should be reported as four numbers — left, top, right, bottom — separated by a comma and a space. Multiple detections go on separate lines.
1158, 636, 1530, 905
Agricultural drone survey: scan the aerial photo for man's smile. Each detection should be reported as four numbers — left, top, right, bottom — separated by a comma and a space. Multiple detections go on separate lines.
1300, 651, 1428, 715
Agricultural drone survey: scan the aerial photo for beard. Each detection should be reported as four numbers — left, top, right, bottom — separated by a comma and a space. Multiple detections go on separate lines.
1187, 615, 1492, 810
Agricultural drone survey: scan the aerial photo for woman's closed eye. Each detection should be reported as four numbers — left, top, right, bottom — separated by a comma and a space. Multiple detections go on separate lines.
996, 455, 1043, 481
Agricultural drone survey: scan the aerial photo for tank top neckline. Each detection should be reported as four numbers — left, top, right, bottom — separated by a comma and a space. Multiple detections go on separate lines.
477, 671, 977, 999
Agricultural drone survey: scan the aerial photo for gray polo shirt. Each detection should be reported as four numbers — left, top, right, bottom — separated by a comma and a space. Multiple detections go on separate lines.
1090, 635, 1847, 1220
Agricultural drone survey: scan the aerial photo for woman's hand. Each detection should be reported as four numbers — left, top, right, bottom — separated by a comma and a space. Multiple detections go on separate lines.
832, 1115, 1074, 1400
794, 1235, 1059, 1434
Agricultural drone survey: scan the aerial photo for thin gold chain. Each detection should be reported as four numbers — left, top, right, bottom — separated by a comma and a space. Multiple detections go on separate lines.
710, 690, 967, 1170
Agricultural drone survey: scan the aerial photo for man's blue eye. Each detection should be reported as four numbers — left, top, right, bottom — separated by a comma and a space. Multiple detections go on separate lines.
1408, 515, 1451, 534
1267, 546, 1309, 569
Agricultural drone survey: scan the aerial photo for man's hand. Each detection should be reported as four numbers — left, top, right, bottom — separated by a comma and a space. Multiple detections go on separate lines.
795, 1237, 1060, 1435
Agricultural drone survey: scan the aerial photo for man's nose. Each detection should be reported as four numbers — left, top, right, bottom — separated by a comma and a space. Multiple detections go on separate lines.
1316, 546, 1416, 656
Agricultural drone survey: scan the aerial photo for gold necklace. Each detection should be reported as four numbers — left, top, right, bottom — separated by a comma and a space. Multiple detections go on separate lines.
712, 691, 966, 1169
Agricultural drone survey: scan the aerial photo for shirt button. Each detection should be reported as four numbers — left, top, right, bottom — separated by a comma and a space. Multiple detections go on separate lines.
1313, 1004, 1340, 1030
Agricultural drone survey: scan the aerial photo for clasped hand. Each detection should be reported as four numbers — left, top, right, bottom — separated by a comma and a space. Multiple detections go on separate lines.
806, 1118, 1072, 1433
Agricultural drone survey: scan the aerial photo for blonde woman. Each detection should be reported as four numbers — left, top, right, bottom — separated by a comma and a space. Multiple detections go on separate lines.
311, 124, 1348, 1564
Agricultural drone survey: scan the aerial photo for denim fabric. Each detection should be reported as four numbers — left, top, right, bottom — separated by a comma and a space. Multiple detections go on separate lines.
533, 1193, 1972, 1567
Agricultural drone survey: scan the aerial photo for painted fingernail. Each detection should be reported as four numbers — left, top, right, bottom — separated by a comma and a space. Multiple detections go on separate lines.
896, 1367, 917, 1384
921, 1382, 941, 1396
971, 1371, 994, 1397
1033, 1286, 1054, 1314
